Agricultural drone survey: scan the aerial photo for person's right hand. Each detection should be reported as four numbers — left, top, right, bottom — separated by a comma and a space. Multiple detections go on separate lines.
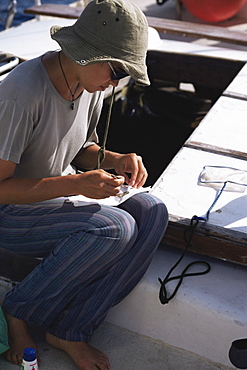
75, 169, 125, 199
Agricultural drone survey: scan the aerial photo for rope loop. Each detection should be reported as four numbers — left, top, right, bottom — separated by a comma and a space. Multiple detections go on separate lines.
159, 260, 211, 304
158, 215, 211, 305
183, 216, 198, 244
158, 168, 241, 305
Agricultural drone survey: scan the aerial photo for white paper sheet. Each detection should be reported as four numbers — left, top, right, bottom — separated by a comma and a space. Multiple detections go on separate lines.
68, 185, 151, 207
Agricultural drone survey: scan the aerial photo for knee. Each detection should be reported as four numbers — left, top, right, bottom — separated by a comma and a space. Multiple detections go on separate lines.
143, 194, 169, 230
121, 193, 168, 224
150, 194, 168, 222
83, 207, 138, 255
108, 210, 137, 247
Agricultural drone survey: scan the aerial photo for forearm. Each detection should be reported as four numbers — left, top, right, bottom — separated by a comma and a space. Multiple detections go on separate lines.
73, 144, 148, 187
73, 144, 121, 171
0, 175, 80, 205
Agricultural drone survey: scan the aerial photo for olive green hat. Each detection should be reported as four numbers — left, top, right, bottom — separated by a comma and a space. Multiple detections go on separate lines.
50, 0, 150, 86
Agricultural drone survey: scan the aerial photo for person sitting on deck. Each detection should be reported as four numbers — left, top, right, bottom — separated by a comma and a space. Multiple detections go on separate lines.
0, 0, 168, 369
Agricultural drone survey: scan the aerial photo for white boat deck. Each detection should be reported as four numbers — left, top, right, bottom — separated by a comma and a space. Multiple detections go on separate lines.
0, 1, 247, 369
0, 17, 73, 61
0, 248, 241, 370
152, 148, 247, 233
225, 61, 247, 98
187, 95, 247, 155
1, 0, 247, 62
116, 53, 247, 362
106, 246, 247, 368
150, 58, 247, 264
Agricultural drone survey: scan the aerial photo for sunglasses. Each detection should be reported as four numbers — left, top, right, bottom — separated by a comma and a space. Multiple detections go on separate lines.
108, 62, 128, 80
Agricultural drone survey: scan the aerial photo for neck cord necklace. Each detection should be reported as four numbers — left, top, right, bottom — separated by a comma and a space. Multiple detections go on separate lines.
58, 51, 79, 110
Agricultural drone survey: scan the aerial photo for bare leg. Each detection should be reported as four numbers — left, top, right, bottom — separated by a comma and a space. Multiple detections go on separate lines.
3, 311, 38, 366
46, 332, 110, 370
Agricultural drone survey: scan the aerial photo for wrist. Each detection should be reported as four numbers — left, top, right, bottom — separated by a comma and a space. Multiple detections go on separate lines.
102, 150, 122, 170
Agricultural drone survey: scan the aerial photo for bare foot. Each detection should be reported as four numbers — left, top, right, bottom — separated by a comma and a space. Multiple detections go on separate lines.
46, 331, 110, 370
3, 311, 38, 366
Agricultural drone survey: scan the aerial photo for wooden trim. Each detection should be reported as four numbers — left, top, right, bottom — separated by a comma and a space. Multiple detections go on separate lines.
223, 91, 247, 101
24, 4, 84, 19
24, 4, 247, 46
161, 218, 247, 265
146, 16, 247, 46
185, 141, 247, 161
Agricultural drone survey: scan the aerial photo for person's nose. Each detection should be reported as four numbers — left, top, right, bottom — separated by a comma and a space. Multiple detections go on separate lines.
110, 79, 119, 87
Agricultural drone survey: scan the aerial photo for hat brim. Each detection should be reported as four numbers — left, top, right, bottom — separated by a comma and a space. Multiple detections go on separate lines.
51, 24, 150, 86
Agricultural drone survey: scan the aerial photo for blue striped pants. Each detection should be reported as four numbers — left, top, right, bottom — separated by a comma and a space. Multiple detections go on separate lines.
1, 193, 168, 341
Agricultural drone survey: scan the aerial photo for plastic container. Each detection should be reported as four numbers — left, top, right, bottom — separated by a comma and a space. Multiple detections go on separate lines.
21, 347, 38, 370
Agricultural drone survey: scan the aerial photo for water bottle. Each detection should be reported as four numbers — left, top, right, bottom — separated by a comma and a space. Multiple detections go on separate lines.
21, 347, 38, 370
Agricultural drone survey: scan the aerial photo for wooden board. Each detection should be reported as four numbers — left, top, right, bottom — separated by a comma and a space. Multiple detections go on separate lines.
24, 4, 83, 19
146, 16, 247, 46
186, 95, 247, 159
24, 4, 247, 46
151, 147, 247, 265
224, 62, 247, 99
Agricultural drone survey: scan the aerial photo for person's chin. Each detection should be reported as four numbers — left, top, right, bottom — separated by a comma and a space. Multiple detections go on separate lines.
85, 87, 104, 93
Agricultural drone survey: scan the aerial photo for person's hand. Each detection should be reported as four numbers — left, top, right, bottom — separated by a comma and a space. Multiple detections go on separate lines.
76, 169, 125, 199
112, 153, 148, 188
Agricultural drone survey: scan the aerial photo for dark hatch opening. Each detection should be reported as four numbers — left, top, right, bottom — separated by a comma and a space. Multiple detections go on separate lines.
97, 50, 244, 186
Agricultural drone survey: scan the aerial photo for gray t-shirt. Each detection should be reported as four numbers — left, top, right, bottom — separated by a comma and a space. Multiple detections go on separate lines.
0, 54, 103, 178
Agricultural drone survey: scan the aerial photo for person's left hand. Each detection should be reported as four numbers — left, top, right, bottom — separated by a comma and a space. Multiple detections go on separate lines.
113, 153, 148, 188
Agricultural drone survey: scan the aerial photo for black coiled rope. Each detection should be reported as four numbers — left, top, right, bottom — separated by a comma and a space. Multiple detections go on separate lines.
158, 181, 233, 304
158, 216, 211, 304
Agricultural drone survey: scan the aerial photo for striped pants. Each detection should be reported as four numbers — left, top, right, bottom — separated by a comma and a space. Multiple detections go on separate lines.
1, 193, 168, 341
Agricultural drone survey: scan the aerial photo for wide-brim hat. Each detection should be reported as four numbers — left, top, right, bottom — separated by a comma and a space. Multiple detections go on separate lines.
50, 0, 150, 86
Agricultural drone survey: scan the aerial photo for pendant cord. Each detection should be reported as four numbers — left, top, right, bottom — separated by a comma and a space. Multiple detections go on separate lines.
95, 86, 115, 169
58, 51, 79, 109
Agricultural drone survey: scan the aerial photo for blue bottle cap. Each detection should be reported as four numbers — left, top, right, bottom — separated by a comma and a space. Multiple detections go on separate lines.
23, 347, 36, 362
